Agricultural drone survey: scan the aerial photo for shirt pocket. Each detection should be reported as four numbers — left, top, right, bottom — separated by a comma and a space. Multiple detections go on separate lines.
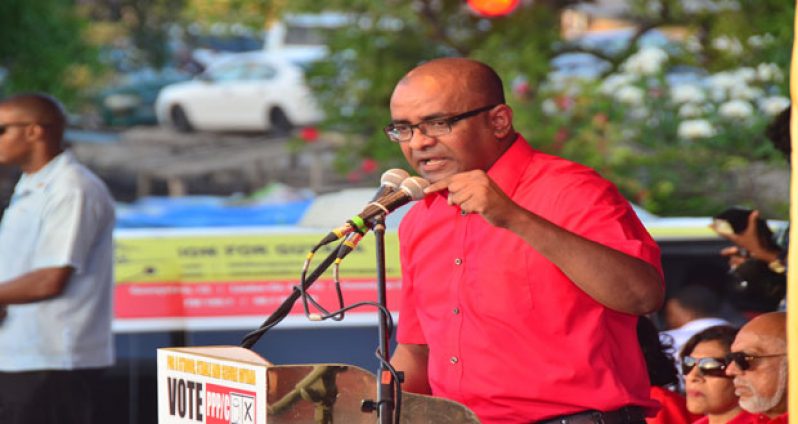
463, 234, 536, 323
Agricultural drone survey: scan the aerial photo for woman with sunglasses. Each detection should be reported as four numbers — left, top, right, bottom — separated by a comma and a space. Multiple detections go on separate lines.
681, 325, 754, 423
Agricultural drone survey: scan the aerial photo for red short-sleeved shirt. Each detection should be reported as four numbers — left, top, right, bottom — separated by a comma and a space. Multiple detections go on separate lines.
693, 412, 788, 424
397, 136, 663, 423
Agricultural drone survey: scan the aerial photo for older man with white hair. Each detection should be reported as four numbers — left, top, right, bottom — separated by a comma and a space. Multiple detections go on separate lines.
725, 311, 788, 423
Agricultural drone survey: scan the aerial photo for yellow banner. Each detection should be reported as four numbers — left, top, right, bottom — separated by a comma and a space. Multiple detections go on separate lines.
115, 231, 402, 284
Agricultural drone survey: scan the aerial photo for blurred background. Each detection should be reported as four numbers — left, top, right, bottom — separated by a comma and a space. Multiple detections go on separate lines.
0, 0, 793, 215
0, 0, 794, 422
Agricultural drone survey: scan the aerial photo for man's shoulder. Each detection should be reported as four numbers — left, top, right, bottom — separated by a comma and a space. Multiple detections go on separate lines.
516, 151, 619, 207
49, 155, 112, 199
512, 141, 611, 189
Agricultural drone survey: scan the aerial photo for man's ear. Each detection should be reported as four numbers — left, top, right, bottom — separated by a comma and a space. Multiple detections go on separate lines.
26, 123, 46, 140
490, 104, 514, 139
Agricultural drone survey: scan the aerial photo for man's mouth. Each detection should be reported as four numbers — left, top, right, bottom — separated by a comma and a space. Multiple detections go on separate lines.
734, 380, 752, 397
418, 157, 447, 169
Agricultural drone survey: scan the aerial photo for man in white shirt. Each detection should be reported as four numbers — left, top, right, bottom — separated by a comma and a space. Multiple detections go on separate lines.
0, 93, 115, 424
662, 284, 729, 358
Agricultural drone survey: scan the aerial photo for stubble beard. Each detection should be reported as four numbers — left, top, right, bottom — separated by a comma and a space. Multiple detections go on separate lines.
736, 359, 787, 414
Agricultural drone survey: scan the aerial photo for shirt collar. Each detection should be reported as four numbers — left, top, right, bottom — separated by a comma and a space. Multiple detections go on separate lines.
422, 134, 536, 208
486, 134, 536, 198
15, 150, 74, 194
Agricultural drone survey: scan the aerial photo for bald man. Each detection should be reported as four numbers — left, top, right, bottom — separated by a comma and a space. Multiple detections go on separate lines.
387, 58, 664, 423
725, 312, 788, 423
0, 93, 115, 424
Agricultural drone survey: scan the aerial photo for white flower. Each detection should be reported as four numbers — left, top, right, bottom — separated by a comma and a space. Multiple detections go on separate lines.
733, 67, 757, 83
729, 85, 763, 101
757, 63, 783, 82
758, 96, 790, 116
747, 33, 775, 48
718, 100, 754, 119
621, 47, 668, 76
707, 71, 756, 102
600, 73, 638, 95
710, 87, 727, 103
678, 103, 708, 118
712, 36, 743, 55
707, 71, 739, 92
678, 119, 717, 139
686, 35, 703, 53
670, 84, 706, 104
541, 99, 559, 116
615, 85, 645, 106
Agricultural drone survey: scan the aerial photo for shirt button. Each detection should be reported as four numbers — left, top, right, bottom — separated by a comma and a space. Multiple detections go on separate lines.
454, 258, 462, 265
453, 308, 460, 315
450, 356, 458, 364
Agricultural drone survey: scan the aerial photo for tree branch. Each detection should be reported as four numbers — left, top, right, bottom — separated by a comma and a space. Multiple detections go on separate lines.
416, 0, 470, 56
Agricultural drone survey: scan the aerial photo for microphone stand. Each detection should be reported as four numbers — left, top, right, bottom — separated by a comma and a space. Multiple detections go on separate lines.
372, 214, 396, 424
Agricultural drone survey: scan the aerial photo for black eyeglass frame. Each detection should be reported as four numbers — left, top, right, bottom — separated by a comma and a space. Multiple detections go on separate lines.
725, 351, 787, 371
681, 356, 730, 377
383, 104, 500, 143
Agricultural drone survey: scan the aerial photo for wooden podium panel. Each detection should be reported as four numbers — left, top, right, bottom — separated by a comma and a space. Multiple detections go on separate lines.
266, 364, 480, 424
157, 346, 480, 423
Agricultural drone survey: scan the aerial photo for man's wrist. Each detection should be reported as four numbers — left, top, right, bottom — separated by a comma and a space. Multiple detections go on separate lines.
750, 248, 781, 264
768, 258, 787, 274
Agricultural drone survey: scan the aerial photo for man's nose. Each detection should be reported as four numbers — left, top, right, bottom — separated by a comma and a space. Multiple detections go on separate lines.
725, 361, 740, 377
407, 128, 436, 150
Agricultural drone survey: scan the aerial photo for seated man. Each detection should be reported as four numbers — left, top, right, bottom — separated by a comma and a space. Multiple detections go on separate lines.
663, 284, 729, 359
725, 312, 788, 423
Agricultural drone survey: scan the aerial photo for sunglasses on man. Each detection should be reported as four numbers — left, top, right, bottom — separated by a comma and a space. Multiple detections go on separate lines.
0, 122, 34, 135
681, 356, 729, 377
724, 351, 787, 371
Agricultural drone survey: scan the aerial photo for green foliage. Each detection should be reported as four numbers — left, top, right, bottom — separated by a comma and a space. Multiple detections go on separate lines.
181, 0, 272, 29
287, 1, 562, 175
534, 57, 789, 216
85, 0, 188, 69
0, 0, 101, 105
285, 1, 793, 216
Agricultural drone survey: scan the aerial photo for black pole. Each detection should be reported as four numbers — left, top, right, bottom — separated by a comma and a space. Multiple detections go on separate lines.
372, 216, 395, 424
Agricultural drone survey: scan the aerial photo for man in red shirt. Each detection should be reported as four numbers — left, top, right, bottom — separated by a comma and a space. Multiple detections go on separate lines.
386, 57, 665, 423
725, 312, 788, 423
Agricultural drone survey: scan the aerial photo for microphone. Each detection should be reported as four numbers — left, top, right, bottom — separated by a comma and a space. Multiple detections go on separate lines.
334, 176, 429, 260
314, 169, 411, 249
370, 168, 410, 201
351, 176, 429, 227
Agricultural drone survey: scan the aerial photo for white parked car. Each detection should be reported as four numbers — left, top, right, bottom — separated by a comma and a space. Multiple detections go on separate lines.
155, 52, 324, 133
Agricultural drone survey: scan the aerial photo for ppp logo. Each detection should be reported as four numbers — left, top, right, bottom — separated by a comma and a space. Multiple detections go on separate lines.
205, 383, 255, 424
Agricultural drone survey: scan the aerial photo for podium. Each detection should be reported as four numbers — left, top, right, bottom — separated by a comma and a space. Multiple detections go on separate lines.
157, 346, 480, 423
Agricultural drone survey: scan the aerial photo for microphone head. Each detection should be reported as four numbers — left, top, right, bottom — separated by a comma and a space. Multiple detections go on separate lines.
380, 168, 410, 189
399, 176, 430, 200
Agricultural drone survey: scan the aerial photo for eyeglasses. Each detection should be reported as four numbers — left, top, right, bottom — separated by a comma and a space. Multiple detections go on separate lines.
725, 351, 787, 371
0, 122, 37, 135
681, 356, 729, 377
383, 104, 499, 143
